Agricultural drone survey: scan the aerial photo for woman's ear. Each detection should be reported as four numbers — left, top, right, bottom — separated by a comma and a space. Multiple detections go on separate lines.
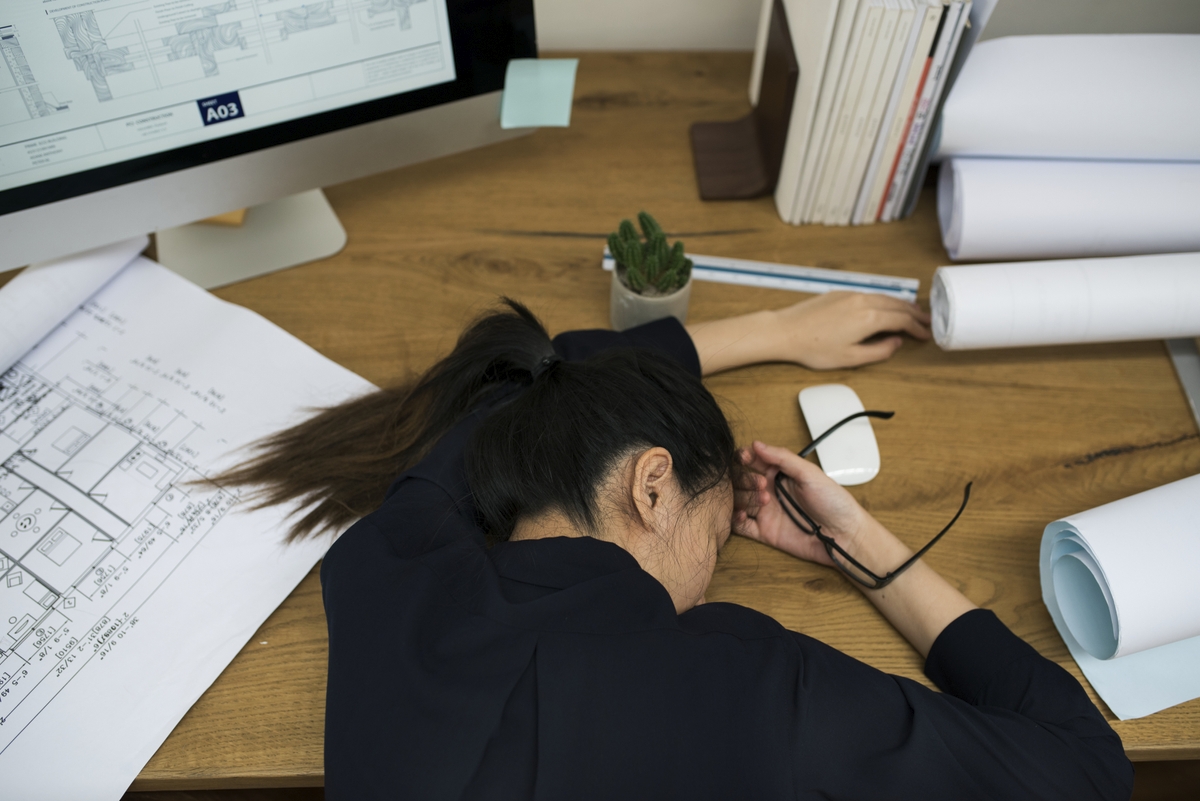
630, 447, 674, 530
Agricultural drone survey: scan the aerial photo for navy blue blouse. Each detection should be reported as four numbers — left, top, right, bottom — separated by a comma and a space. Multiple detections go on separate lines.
321, 318, 1133, 800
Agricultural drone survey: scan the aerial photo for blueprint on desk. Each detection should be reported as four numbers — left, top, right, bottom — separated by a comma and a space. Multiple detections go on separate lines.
0, 257, 373, 800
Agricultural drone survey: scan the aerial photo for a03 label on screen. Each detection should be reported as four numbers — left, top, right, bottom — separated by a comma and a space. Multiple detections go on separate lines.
197, 92, 245, 126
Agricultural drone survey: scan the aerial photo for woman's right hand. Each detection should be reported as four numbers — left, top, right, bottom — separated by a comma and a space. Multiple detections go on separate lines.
736, 441, 978, 658
734, 441, 877, 567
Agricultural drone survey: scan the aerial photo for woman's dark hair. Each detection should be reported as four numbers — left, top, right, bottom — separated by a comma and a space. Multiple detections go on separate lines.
213, 299, 737, 542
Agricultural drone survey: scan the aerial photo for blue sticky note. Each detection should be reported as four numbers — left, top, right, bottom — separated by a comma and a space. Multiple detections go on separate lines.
500, 59, 578, 129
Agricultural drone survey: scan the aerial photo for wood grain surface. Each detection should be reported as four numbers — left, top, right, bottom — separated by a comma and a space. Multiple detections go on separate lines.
9, 52, 1193, 791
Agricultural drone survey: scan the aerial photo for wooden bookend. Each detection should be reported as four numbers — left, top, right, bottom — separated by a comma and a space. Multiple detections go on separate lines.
689, 0, 798, 200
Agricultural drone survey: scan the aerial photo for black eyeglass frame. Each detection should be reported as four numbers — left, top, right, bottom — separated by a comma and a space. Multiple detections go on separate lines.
773, 410, 972, 590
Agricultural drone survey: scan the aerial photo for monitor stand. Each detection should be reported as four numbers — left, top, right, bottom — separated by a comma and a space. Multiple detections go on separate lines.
155, 189, 347, 289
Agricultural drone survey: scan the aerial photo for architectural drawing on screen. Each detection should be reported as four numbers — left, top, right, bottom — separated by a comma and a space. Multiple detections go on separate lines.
163, 2, 248, 79
276, 2, 340, 40
0, 25, 70, 122
55, 12, 139, 102
0, 349, 237, 740
39, 0, 441, 99
365, 0, 430, 31
52, 2, 254, 97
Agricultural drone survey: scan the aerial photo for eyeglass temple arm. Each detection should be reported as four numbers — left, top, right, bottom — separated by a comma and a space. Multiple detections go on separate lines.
871, 481, 973, 586
799, 410, 895, 458
772, 477, 887, 587
773, 475, 974, 590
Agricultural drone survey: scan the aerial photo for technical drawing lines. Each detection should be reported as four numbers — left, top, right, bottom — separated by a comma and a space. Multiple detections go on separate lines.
0, 360, 238, 739
0, 25, 70, 122
277, 2, 339, 40
364, 0, 429, 30
54, 12, 136, 103
163, 2, 248, 78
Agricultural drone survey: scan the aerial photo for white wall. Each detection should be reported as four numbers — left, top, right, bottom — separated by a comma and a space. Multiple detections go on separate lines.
534, 0, 1200, 51
534, 0, 763, 50
981, 0, 1200, 40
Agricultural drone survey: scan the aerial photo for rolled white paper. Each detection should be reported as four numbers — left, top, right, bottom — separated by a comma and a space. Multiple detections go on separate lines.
1043, 475, 1200, 660
930, 252, 1200, 351
938, 35, 1200, 161
0, 236, 148, 375
1040, 474, 1200, 719
938, 158, 1200, 262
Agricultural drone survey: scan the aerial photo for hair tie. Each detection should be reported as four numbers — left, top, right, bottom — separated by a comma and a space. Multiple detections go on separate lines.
531, 354, 562, 380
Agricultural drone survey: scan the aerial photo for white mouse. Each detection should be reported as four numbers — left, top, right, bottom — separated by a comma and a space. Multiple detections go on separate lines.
798, 384, 883, 486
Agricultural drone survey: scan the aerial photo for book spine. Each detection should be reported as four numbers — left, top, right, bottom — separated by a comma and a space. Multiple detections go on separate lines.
772, 0, 842, 225
896, 0, 973, 220
825, 0, 902, 225
791, 0, 863, 224
809, 3, 883, 224
835, 1, 914, 225
874, 56, 931, 221
892, 0, 964, 219
853, 0, 934, 225
880, 1, 960, 222
872, 5, 944, 221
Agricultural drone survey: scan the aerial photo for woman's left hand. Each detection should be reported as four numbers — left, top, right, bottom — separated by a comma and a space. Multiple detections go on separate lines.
687, 291, 931, 375
771, 292, 931, 370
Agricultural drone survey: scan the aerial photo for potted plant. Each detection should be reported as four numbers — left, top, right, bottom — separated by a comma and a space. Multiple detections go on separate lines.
608, 212, 694, 331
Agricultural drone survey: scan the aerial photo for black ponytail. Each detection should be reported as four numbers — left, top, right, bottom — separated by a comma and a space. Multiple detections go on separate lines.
212, 299, 736, 542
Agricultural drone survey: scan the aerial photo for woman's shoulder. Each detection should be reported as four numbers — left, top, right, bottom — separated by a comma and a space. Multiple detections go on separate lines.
676, 601, 794, 642
323, 474, 484, 577
553, 317, 702, 378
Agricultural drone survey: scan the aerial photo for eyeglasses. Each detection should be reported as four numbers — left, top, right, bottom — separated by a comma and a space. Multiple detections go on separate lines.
773, 410, 972, 590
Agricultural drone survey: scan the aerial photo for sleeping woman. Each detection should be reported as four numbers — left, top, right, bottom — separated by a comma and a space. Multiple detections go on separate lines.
217, 292, 1132, 800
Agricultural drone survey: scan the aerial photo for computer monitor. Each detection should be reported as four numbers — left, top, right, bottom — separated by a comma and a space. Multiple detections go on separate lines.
0, 0, 535, 282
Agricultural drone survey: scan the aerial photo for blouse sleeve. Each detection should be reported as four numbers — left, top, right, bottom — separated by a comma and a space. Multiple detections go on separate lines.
788, 608, 1133, 800
552, 317, 702, 378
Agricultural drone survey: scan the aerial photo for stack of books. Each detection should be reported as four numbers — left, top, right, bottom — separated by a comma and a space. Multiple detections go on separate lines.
761, 0, 979, 226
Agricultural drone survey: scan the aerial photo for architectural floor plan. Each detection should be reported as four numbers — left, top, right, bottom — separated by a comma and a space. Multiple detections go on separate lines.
0, 256, 371, 799
0, 357, 236, 735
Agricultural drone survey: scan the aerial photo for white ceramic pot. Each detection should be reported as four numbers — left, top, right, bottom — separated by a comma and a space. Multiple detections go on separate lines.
609, 269, 692, 331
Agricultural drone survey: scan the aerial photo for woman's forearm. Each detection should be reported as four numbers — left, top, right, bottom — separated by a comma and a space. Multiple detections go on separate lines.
843, 520, 977, 657
686, 310, 781, 376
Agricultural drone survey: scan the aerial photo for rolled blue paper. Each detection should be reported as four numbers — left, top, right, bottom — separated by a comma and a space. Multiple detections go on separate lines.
500, 58, 579, 129
1041, 473, 1200, 720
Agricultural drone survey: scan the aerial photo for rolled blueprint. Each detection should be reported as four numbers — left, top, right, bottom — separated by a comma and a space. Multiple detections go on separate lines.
1041, 474, 1200, 719
937, 35, 1200, 161
0, 236, 147, 375
938, 158, 1200, 262
930, 252, 1200, 351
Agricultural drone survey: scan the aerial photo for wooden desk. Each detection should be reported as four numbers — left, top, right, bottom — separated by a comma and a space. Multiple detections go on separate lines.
119, 52, 1198, 791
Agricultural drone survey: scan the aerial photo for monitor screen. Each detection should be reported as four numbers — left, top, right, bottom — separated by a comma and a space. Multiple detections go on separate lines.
0, 0, 534, 216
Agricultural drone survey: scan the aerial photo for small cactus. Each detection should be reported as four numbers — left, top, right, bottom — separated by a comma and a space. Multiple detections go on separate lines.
608, 211, 693, 296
